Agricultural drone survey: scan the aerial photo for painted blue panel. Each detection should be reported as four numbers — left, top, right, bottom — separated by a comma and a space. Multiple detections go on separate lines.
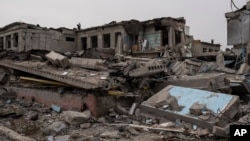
168, 86, 234, 116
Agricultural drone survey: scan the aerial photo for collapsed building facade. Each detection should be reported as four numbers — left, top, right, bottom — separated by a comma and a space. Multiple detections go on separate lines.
0, 17, 193, 58
0, 13, 249, 140
0, 22, 77, 53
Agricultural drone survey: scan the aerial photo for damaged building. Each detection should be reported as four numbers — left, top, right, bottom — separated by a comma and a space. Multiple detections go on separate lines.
0, 22, 77, 53
77, 17, 193, 58
0, 17, 193, 59
0, 11, 250, 140
191, 40, 220, 57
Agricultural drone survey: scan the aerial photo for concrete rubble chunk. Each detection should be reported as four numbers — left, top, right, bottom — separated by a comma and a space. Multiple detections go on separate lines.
237, 63, 250, 74
189, 103, 206, 116
0, 125, 36, 141
196, 128, 209, 136
238, 113, 250, 124
141, 85, 240, 131
48, 121, 67, 133
100, 130, 120, 138
62, 110, 91, 125
54, 135, 70, 141
45, 51, 70, 68
69, 57, 107, 70
80, 123, 91, 129
212, 125, 230, 137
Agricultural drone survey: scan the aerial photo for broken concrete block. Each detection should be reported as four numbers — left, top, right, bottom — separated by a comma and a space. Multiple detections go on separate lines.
141, 85, 240, 131
62, 110, 90, 125
48, 121, 67, 133
160, 122, 176, 128
100, 130, 119, 138
237, 63, 250, 74
45, 51, 69, 68
129, 103, 137, 115
196, 128, 209, 136
166, 96, 179, 110
190, 103, 206, 116
54, 135, 70, 141
238, 114, 250, 124
149, 91, 179, 111
212, 125, 230, 137
47, 136, 54, 141
80, 123, 91, 129
115, 104, 128, 115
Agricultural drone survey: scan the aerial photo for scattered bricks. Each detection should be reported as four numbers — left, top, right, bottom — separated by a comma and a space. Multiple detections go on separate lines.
62, 110, 91, 125
190, 103, 206, 116
45, 51, 69, 68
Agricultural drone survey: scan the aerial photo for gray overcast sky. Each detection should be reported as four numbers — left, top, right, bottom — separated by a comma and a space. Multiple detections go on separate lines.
0, 0, 247, 48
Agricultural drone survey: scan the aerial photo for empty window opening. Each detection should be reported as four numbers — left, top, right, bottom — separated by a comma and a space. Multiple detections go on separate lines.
203, 48, 207, 53
103, 34, 111, 48
6, 35, 11, 48
209, 49, 213, 52
175, 30, 181, 44
0, 37, 3, 50
13, 33, 18, 47
81, 37, 87, 50
91, 36, 98, 48
66, 37, 75, 42
162, 29, 169, 46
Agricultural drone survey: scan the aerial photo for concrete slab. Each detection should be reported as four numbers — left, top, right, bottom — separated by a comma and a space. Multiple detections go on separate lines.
140, 85, 240, 131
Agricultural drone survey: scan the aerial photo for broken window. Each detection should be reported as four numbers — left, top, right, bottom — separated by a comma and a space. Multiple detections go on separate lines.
103, 34, 110, 48
0, 37, 3, 50
5, 35, 11, 49
209, 49, 213, 52
13, 33, 18, 47
175, 30, 181, 44
66, 37, 75, 42
81, 37, 87, 50
91, 36, 98, 48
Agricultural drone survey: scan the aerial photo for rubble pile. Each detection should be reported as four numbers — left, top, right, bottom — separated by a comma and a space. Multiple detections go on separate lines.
0, 50, 249, 141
